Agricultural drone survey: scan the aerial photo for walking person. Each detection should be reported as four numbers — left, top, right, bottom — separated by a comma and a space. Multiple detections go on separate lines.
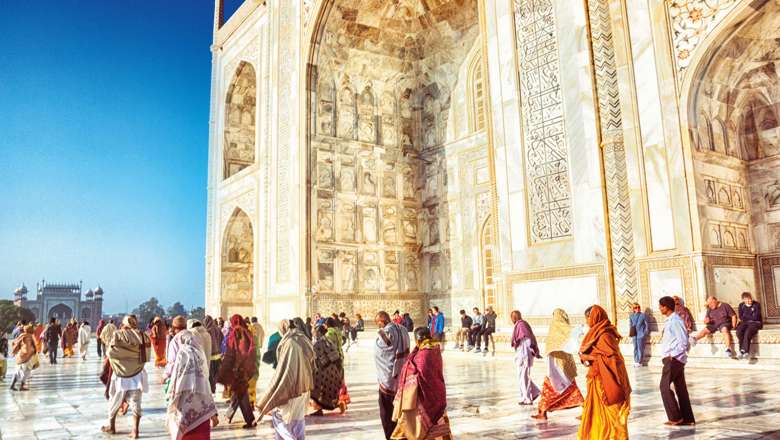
78, 321, 92, 360
43, 317, 61, 364
150, 316, 168, 368
10, 324, 37, 391
62, 320, 78, 358
0, 331, 8, 382
629, 303, 648, 366
256, 320, 315, 440
657, 296, 695, 427
577, 305, 631, 440
531, 309, 583, 420
96, 320, 106, 358
102, 315, 151, 438
165, 326, 219, 439
375, 311, 411, 440
203, 316, 223, 393
311, 324, 343, 416
217, 314, 257, 428
324, 317, 351, 412
510, 310, 540, 405
736, 292, 762, 359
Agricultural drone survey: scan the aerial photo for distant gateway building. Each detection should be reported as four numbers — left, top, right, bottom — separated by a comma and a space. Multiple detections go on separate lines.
13, 280, 104, 324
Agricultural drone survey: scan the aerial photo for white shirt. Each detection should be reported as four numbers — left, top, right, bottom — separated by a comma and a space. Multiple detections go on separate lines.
660, 312, 689, 364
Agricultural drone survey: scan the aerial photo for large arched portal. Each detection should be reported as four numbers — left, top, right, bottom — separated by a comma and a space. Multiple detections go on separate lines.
307, 0, 489, 321
687, 0, 780, 317
220, 208, 254, 318
48, 303, 73, 322
223, 62, 256, 180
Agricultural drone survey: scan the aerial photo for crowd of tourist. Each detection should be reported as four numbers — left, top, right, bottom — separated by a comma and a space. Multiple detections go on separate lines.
0, 290, 767, 439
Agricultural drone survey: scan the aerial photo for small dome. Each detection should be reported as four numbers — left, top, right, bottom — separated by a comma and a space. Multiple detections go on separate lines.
85, 289, 94, 298
14, 284, 28, 295
94, 286, 104, 296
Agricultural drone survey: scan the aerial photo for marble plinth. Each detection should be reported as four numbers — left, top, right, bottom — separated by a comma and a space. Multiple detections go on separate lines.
1, 343, 779, 439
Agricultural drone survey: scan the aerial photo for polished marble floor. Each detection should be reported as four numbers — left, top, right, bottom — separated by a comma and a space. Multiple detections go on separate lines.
1, 342, 779, 439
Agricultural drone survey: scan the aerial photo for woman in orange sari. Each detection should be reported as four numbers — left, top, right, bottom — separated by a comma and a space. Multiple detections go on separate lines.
577, 305, 631, 440
33, 323, 44, 353
61, 320, 78, 357
150, 317, 168, 368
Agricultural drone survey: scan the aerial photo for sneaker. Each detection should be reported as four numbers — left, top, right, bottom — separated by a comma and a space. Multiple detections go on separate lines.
475, 348, 482, 353
724, 348, 733, 358
633, 362, 641, 367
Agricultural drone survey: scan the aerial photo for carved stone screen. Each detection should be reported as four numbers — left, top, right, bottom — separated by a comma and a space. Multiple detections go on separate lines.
513, 0, 573, 243
224, 62, 256, 180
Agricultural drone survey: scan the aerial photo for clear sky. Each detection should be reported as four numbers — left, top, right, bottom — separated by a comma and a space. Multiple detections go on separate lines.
0, 2, 220, 313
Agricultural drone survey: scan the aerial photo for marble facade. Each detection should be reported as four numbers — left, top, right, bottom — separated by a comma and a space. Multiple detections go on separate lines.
204, 0, 780, 350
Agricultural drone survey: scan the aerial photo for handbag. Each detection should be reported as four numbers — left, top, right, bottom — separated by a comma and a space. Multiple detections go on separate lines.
629, 325, 637, 337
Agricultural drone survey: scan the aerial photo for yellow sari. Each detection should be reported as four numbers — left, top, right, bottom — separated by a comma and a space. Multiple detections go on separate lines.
578, 375, 630, 439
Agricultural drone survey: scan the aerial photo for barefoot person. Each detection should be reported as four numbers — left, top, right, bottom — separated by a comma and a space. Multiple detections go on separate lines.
150, 316, 168, 368
510, 310, 540, 405
256, 319, 315, 440
78, 321, 91, 360
532, 309, 583, 420
10, 324, 37, 391
577, 305, 631, 440
103, 315, 151, 438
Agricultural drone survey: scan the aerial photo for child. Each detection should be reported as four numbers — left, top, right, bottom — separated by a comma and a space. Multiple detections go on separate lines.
0, 332, 8, 381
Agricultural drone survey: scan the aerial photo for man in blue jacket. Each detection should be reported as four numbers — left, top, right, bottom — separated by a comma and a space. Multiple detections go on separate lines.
629, 302, 649, 366
431, 306, 445, 345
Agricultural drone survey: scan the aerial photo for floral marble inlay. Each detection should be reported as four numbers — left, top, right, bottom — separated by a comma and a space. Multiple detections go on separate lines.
668, 0, 741, 72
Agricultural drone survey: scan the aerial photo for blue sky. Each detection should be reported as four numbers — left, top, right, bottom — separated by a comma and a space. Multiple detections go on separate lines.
0, 2, 221, 313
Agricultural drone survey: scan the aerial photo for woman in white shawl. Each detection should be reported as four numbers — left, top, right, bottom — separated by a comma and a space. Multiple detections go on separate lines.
78, 321, 92, 361
166, 330, 219, 440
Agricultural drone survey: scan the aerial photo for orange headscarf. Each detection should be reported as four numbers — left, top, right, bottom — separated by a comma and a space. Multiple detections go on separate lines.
579, 305, 631, 406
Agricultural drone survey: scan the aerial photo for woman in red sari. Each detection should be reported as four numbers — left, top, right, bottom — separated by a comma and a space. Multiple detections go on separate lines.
217, 314, 257, 428
391, 327, 452, 440
150, 317, 168, 368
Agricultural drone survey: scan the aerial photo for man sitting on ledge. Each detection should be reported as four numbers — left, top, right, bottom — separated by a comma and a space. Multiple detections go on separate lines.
690, 296, 737, 358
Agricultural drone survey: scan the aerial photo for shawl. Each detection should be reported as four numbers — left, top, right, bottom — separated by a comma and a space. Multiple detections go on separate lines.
511, 319, 539, 356
257, 328, 315, 422
107, 327, 152, 378
545, 309, 578, 380
392, 340, 447, 440
311, 335, 343, 410
100, 323, 117, 346
203, 316, 223, 357
166, 331, 217, 440
292, 317, 309, 340
12, 331, 36, 364
217, 315, 257, 393
187, 321, 212, 368
78, 324, 91, 346
326, 327, 344, 360
579, 305, 631, 406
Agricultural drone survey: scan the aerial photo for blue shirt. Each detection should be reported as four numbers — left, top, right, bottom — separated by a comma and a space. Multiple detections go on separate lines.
660, 312, 689, 364
629, 311, 648, 339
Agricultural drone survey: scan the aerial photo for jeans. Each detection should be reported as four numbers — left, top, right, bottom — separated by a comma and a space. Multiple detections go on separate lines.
480, 328, 494, 351
468, 326, 482, 348
632, 336, 645, 364
736, 321, 761, 354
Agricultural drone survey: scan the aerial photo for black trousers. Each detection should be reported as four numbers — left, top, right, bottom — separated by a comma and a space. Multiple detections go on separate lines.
660, 357, 695, 423
468, 325, 482, 347
736, 322, 761, 353
379, 388, 397, 440
48, 343, 58, 364
480, 327, 494, 350
227, 390, 254, 425
209, 359, 221, 394
96, 339, 104, 358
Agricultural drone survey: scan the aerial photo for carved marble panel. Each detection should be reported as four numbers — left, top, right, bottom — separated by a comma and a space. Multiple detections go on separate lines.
403, 208, 418, 244
360, 157, 377, 196
316, 199, 335, 242
317, 154, 335, 191
340, 250, 357, 292
337, 200, 356, 242
402, 164, 416, 200
513, 0, 573, 243
362, 205, 378, 243
404, 252, 419, 292
381, 91, 398, 147
224, 62, 257, 179
358, 84, 376, 143
382, 205, 400, 245
317, 76, 336, 136
338, 79, 356, 139
382, 162, 397, 199
317, 249, 336, 291
339, 156, 356, 193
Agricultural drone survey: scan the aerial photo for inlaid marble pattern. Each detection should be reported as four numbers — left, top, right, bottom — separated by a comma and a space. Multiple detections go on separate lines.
3, 346, 780, 439
513, 0, 573, 243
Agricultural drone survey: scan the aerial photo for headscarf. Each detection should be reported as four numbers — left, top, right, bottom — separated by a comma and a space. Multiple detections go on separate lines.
217, 314, 257, 393
545, 309, 572, 355
203, 316, 223, 356
579, 305, 631, 406
392, 335, 447, 439
292, 317, 310, 340
279, 319, 290, 336
166, 330, 217, 440
511, 317, 539, 356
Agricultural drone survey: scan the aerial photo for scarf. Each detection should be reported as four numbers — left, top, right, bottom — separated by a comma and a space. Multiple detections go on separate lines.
544, 309, 578, 380
12, 330, 36, 364
257, 329, 315, 423
579, 305, 631, 406
392, 340, 447, 439
107, 327, 151, 378
203, 316, 223, 356
292, 317, 310, 340
511, 319, 539, 356
166, 331, 217, 440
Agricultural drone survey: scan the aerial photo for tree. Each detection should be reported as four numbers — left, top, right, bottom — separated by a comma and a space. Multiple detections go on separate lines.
190, 306, 206, 321
0, 300, 36, 334
167, 302, 188, 318
132, 297, 165, 327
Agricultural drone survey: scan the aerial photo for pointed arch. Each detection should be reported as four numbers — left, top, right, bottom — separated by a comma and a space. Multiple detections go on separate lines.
224, 62, 257, 180
221, 208, 254, 314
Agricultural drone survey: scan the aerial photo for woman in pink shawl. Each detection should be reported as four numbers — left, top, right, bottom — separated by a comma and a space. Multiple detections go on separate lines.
166, 330, 219, 439
511, 310, 541, 405
391, 327, 452, 440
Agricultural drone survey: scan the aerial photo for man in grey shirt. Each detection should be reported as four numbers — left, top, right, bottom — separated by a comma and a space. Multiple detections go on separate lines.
469, 307, 485, 352
374, 310, 410, 439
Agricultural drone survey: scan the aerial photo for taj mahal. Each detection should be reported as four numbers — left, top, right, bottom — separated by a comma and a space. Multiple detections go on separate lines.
203, 0, 780, 361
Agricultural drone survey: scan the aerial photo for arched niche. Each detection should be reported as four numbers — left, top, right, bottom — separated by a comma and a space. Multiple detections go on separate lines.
223, 62, 257, 180
221, 208, 254, 316
48, 303, 73, 322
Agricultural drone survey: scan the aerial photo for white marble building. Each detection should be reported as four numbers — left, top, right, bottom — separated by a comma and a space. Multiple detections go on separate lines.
204, 0, 780, 354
